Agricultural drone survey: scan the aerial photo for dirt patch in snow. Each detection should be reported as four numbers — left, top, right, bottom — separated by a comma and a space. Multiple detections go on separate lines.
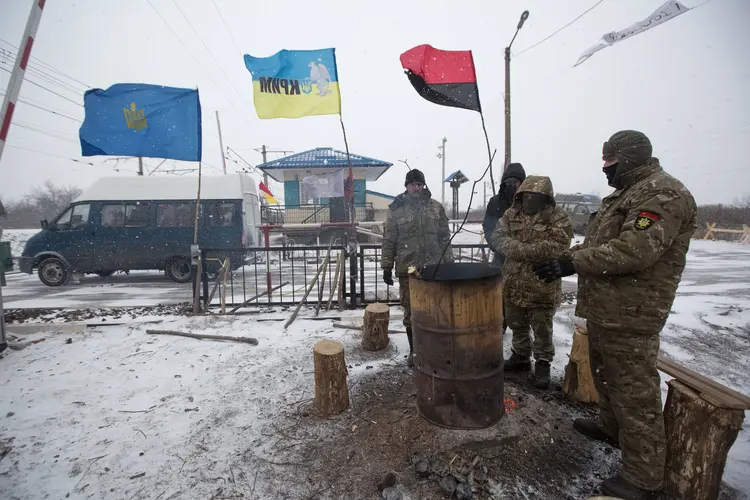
3, 304, 192, 324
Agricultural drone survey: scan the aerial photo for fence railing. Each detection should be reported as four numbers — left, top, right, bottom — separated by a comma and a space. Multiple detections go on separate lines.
196, 243, 491, 309
260, 203, 375, 225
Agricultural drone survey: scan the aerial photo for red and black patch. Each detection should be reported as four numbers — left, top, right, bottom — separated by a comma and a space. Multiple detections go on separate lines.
634, 211, 659, 230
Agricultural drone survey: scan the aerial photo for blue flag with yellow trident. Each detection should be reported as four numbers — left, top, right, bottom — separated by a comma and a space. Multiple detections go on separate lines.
79, 84, 202, 161
244, 49, 341, 119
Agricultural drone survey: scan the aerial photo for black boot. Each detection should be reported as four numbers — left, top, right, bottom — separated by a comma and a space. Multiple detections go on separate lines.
504, 352, 531, 371
533, 360, 550, 389
406, 327, 414, 368
601, 474, 660, 500
573, 418, 620, 448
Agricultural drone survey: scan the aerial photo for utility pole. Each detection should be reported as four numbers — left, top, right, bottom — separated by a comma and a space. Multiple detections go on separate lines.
504, 10, 529, 169
0, 0, 46, 353
437, 137, 447, 205
215, 110, 227, 175
137, 157, 144, 176
261, 145, 268, 186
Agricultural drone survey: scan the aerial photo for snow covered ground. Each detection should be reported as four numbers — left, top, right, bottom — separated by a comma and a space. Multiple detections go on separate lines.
1, 230, 749, 498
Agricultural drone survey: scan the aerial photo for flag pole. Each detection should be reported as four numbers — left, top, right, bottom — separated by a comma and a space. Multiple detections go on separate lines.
339, 114, 354, 223
215, 110, 227, 175
192, 159, 203, 313
479, 112, 496, 196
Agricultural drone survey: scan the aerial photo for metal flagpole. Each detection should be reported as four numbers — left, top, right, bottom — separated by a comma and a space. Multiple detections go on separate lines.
0, 0, 47, 353
215, 110, 227, 175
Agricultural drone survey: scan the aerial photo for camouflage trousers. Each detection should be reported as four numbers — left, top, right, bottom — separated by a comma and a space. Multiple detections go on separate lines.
399, 276, 411, 329
505, 304, 555, 362
587, 321, 666, 491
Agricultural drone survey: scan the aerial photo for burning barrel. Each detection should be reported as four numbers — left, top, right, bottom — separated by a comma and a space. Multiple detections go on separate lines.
409, 262, 504, 429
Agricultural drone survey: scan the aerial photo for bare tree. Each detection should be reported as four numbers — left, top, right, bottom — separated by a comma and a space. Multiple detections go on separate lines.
30, 181, 82, 221
1, 182, 82, 229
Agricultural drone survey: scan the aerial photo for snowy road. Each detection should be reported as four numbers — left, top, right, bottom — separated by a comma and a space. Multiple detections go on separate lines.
0, 240, 749, 498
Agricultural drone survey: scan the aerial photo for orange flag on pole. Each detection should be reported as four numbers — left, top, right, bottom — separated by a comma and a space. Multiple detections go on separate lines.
259, 181, 278, 204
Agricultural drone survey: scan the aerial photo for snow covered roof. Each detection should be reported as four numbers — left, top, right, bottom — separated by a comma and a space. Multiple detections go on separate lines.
75, 174, 257, 203
258, 148, 392, 182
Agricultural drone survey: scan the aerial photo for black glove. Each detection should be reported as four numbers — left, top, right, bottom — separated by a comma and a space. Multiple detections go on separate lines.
383, 268, 394, 286
533, 256, 576, 283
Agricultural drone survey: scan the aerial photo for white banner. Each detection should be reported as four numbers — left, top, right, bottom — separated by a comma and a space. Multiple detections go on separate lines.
575, 0, 690, 67
302, 169, 345, 199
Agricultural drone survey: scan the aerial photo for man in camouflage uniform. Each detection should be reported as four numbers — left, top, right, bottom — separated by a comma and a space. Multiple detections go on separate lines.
534, 130, 697, 500
381, 169, 453, 367
491, 176, 572, 389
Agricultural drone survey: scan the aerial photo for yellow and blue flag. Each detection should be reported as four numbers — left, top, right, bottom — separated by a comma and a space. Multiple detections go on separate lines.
79, 83, 202, 161
243, 49, 341, 119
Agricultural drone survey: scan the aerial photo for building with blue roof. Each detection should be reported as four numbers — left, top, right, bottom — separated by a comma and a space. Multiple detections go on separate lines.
257, 148, 395, 242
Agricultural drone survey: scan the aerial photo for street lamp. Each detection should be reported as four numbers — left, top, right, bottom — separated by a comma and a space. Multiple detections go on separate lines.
504, 10, 530, 169
437, 137, 447, 205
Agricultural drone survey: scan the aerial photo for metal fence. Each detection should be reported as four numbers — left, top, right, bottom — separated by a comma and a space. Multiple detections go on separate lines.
261, 203, 374, 225
196, 243, 491, 309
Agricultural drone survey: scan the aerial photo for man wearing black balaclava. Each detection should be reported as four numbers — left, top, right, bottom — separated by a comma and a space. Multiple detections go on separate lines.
533, 130, 697, 500
482, 162, 527, 267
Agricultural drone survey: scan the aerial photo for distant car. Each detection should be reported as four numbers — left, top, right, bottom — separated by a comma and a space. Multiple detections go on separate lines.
18, 174, 261, 286
555, 193, 602, 235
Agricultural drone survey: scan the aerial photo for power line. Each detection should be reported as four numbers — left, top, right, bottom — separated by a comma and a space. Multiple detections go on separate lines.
0, 38, 91, 89
211, 0, 245, 58
13, 121, 78, 145
170, 0, 247, 101
6, 143, 93, 165
0, 66, 83, 107
144, 0, 243, 116
0, 92, 82, 121
0, 49, 87, 99
515, 0, 607, 57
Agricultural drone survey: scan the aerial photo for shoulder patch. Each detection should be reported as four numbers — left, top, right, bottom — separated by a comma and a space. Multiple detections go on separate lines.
635, 211, 659, 230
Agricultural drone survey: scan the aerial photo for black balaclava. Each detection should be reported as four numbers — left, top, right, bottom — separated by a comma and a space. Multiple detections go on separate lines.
602, 130, 653, 189
521, 192, 546, 215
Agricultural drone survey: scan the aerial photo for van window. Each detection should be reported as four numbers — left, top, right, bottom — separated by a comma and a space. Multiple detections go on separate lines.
102, 203, 150, 227
157, 202, 194, 227
208, 203, 235, 227
56, 204, 91, 230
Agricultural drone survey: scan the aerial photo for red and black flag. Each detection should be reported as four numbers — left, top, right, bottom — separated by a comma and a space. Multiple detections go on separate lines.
400, 44, 481, 112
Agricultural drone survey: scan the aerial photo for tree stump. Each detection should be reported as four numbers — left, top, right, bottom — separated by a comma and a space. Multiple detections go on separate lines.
361, 303, 390, 351
664, 379, 745, 500
313, 340, 349, 416
562, 324, 598, 403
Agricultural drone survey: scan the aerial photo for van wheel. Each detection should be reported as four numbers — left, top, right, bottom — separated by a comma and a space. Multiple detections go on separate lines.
38, 257, 69, 287
95, 270, 115, 277
166, 257, 192, 284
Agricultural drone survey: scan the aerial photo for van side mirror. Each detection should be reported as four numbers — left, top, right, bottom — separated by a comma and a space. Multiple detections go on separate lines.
41, 219, 48, 229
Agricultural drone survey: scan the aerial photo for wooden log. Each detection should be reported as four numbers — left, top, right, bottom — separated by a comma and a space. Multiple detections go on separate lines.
361, 303, 390, 351
146, 329, 258, 345
562, 325, 598, 403
326, 252, 343, 311
663, 379, 745, 500
313, 340, 349, 415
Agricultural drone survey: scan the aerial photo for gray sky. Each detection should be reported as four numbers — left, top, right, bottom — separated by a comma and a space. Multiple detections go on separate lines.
0, 0, 748, 208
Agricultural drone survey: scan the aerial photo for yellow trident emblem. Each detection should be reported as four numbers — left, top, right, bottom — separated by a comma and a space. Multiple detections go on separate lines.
123, 102, 147, 132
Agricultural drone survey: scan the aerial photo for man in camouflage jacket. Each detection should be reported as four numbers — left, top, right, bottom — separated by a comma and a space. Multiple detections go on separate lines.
381, 169, 453, 367
491, 176, 572, 389
534, 131, 697, 500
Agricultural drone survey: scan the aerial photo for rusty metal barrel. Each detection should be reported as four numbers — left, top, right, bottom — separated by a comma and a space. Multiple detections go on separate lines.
409, 262, 504, 429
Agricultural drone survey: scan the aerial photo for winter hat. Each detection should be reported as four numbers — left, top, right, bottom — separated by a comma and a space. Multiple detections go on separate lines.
602, 130, 652, 173
405, 169, 426, 187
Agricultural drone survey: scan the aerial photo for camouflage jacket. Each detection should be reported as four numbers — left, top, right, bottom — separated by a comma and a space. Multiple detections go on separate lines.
572, 159, 697, 331
381, 190, 453, 276
491, 176, 573, 308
